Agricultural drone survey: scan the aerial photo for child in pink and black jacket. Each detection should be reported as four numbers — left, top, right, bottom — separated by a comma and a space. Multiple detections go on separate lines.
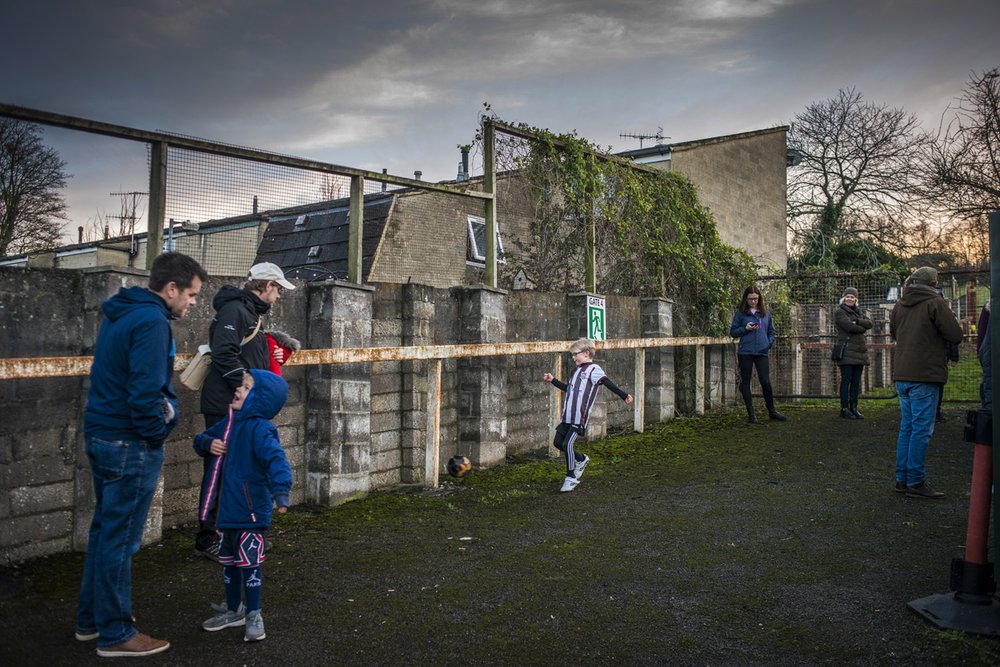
194, 368, 292, 642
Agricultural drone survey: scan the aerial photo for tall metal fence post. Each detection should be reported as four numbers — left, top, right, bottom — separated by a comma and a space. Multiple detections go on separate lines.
695, 344, 706, 415
585, 211, 596, 294
348, 175, 364, 284
146, 141, 167, 268
425, 359, 442, 487
634, 348, 645, 433
990, 210, 1000, 579
483, 121, 498, 289
549, 352, 562, 458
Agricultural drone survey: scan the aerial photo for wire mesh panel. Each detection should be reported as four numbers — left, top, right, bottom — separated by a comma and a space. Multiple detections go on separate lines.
757, 270, 988, 403
161, 146, 401, 278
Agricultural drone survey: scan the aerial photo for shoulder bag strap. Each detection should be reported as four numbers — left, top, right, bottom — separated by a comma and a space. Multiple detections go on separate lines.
241, 317, 262, 347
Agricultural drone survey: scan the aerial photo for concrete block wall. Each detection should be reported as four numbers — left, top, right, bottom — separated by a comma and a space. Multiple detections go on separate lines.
505, 291, 565, 455
371, 283, 404, 488
1, 267, 737, 564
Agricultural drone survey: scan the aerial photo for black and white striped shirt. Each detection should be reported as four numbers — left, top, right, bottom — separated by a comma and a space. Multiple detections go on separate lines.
551, 362, 629, 427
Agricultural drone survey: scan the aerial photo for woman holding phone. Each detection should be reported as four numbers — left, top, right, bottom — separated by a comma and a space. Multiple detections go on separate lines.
730, 286, 786, 423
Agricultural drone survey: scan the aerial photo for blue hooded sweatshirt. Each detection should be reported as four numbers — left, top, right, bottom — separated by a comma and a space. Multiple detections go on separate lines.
193, 369, 292, 530
84, 286, 178, 447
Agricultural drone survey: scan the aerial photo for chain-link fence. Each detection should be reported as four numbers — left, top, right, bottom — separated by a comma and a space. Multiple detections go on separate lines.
757, 270, 989, 404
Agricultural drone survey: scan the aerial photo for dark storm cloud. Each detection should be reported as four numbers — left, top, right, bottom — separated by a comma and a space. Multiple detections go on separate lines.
1, 0, 998, 230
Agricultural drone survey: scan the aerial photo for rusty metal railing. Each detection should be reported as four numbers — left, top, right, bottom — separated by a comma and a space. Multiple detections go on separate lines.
1, 336, 731, 487
0, 336, 729, 380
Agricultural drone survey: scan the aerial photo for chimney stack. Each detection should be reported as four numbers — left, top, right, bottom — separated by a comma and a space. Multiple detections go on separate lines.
78, 226, 83, 243
458, 145, 470, 181
414, 170, 422, 181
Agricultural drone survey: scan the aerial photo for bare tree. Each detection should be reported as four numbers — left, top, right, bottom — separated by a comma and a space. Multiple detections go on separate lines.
320, 174, 346, 200
924, 67, 1000, 261
787, 89, 929, 266
0, 118, 69, 256
82, 209, 112, 243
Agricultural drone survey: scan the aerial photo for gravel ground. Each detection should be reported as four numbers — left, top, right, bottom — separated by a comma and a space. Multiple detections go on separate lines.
2, 401, 1000, 666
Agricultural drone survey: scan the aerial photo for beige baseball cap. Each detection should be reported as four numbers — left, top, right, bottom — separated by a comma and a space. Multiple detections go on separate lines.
248, 262, 295, 290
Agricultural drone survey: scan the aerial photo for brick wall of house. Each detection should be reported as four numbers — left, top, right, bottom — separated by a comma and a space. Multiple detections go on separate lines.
670, 129, 788, 270
369, 191, 486, 288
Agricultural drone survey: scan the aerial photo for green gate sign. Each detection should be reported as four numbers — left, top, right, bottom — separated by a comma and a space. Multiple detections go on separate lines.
587, 295, 606, 341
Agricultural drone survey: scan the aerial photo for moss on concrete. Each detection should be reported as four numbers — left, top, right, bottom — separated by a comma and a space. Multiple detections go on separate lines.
2, 401, 999, 665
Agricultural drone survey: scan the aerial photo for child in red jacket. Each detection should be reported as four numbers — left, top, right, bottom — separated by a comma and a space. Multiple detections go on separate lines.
263, 330, 300, 375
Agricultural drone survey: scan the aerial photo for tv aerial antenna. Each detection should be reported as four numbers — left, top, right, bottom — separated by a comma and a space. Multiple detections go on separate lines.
619, 127, 668, 148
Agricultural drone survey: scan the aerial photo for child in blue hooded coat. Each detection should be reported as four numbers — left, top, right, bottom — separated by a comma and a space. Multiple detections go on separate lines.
194, 368, 292, 642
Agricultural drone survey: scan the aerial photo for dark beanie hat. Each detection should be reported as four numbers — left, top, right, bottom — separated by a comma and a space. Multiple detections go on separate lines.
843, 287, 858, 297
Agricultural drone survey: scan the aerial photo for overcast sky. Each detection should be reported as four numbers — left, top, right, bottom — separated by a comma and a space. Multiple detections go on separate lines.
2, 0, 999, 238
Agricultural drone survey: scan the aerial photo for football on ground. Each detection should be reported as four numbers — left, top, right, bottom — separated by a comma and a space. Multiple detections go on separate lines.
447, 455, 472, 478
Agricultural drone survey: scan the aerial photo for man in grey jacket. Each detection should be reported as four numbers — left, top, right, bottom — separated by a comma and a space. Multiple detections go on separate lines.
890, 266, 964, 498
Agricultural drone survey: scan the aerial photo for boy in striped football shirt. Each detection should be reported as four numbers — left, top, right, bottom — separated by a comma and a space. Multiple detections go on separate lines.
543, 338, 633, 492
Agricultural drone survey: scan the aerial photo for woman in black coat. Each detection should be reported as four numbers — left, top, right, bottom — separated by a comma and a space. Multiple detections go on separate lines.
834, 286, 873, 419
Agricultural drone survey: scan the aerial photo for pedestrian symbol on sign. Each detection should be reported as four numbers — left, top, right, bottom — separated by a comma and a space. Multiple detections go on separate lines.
587, 296, 606, 341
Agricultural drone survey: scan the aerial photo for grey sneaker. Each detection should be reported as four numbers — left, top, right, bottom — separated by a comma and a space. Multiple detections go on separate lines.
202, 609, 246, 632
211, 601, 245, 614
74, 629, 99, 641
560, 476, 580, 493
244, 610, 266, 642
574, 455, 590, 479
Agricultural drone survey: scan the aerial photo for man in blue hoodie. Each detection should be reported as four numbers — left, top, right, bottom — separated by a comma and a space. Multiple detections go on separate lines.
75, 251, 207, 658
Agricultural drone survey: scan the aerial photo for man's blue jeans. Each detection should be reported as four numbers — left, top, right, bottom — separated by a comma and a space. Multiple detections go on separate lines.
76, 435, 164, 648
895, 381, 938, 486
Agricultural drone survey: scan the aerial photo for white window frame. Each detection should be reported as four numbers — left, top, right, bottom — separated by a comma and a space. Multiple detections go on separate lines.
466, 214, 505, 266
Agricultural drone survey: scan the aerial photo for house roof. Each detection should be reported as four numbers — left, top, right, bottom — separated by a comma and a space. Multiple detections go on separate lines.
254, 193, 396, 282
616, 126, 789, 160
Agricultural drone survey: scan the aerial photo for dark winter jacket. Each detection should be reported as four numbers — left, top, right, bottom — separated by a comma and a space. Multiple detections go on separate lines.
890, 284, 964, 384
200, 285, 271, 416
834, 303, 873, 366
84, 286, 179, 447
730, 309, 775, 356
194, 369, 292, 530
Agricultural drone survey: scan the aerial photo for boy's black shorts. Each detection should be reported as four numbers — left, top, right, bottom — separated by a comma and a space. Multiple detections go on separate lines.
554, 422, 585, 443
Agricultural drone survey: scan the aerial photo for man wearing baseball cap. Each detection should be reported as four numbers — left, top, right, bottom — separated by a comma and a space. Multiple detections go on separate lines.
890, 266, 963, 499
194, 262, 295, 558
